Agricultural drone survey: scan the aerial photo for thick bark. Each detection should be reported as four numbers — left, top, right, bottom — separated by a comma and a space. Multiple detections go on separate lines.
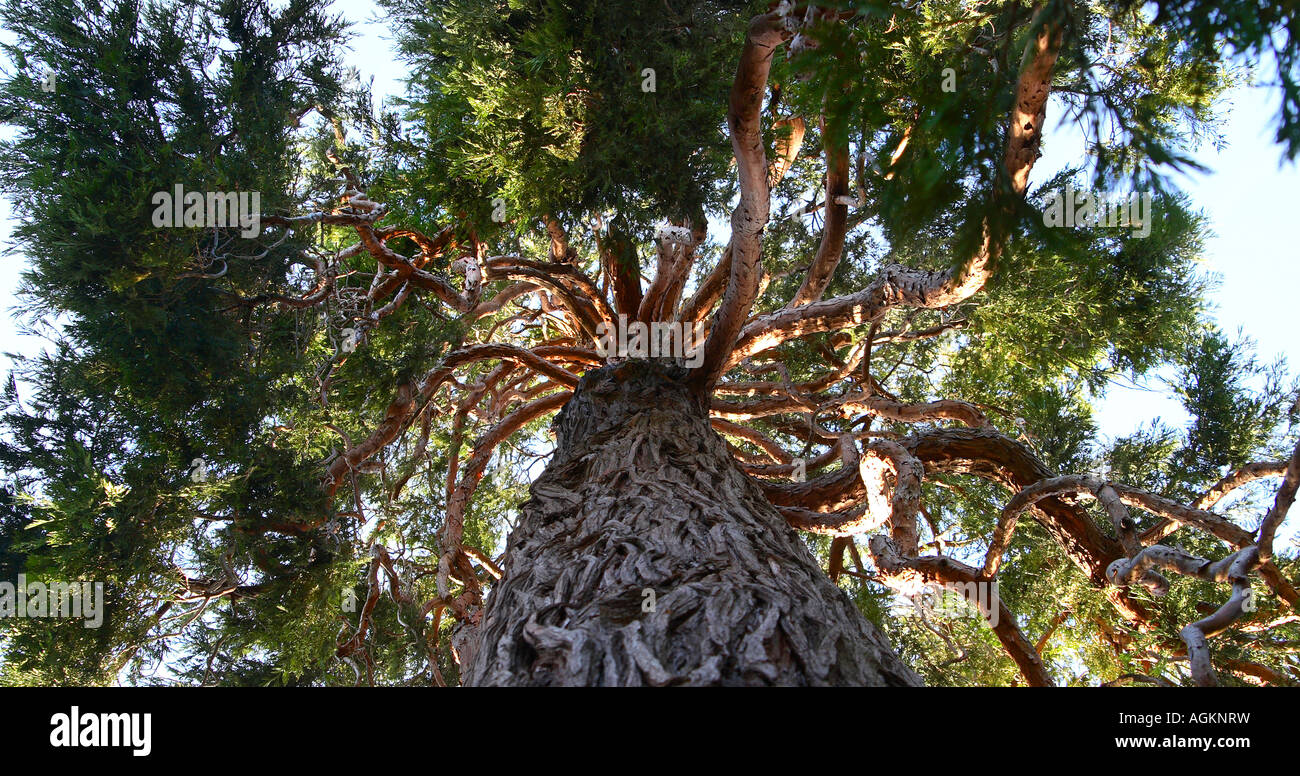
466, 360, 920, 686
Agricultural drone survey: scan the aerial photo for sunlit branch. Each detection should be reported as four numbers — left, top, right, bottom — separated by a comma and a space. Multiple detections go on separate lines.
690, 10, 789, 392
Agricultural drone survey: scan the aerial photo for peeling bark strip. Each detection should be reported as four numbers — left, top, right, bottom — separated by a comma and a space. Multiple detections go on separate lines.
467, 361, 920, 686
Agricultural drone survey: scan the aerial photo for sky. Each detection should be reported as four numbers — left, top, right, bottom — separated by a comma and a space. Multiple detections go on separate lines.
1, 0, 1296, 446
1035, 79, 1300, 437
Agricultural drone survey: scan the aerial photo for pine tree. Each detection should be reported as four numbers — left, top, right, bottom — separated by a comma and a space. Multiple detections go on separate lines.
1, 0, 1297, 686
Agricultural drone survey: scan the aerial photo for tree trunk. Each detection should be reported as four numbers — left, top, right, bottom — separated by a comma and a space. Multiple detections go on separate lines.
465, 360, 920, 686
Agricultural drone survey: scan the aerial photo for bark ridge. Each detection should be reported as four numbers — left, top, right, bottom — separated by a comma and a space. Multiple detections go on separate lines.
467, 360, 921, 686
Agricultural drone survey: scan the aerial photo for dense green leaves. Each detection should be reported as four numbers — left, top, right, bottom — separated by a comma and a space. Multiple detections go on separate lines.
378, 0, 763, 241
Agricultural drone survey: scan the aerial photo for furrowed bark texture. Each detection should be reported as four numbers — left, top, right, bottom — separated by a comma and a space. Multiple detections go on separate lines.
466, 360, 921, 686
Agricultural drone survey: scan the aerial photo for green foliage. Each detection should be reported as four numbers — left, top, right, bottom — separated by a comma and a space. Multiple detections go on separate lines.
378, 0, 763, 241
1123, 0, 1300, 158
1175, 328, 1296, 479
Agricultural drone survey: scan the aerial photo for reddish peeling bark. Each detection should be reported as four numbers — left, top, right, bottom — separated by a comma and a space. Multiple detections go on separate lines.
691, 11, 788, 392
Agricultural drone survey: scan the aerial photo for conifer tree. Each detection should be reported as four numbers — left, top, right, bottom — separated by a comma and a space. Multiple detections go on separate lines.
1, 0, 1297, 686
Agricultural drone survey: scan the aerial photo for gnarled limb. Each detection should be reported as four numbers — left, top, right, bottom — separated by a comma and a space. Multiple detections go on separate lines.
721, 9, 1062, 371
758, 436, 861, 514
679, 244, 731, 324
325, 344, 581, 499
690, 10, 789, 392
710, 392, 818, 420
716, 343, 869, 403
1257, 441, 1300, 564
988, 475, 1159, 584
826, 392, 992, 429
1108, 544, 1261, 687
786, 114, 849, 308
868, 535, 1054, 687
711, 418, 794, 464
484, 256, 611, 337
778, 503, 877, 536
1003, 6, 1062, 194
901, 429, 1124, 587
639, 224, 697, 323
597, 223, 644, 319
768, 115, 806, 187
1195, 459, 1293, 510
1120, 484, 1255, 547
860, 440, 924, 554
439, 391, 572, 618
740, 443, 842, 479
466, 281, 540, 322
